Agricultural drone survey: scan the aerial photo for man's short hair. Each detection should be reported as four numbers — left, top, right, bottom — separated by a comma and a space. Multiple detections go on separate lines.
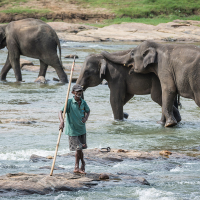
72, 84, 83, 92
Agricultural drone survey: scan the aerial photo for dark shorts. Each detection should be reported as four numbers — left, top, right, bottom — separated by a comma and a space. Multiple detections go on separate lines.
68, 133, 87, 151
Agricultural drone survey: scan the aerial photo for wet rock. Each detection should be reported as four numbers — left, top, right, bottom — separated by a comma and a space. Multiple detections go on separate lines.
99, 173, 109, 180
135, 177, 150, 185
21, 65, 40, 72
30, 154, 50, 162
48, 21, 200, 42
1, 119, 36, 124
0, 172, 96, 195
34, 76, 47, 84
190, 146, 200, 151
39, 166, 65, 170
65, 54, 79, 59
0, 171, 150, 196
159, 150, 172, 157
20, 59, 34, 68
31, 148, 198, 166
46, 155, 54, 159
117, 149, 128, 153
53, 77, 60, 82
186, 152, 200, 158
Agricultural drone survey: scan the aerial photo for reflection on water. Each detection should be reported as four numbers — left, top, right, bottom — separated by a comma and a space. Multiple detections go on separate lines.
0, 41, 200, 199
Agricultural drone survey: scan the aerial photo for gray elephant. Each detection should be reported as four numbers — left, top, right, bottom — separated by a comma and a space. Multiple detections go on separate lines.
102, 41, 200, 127
0, 18, 68, 83
76, 51, 181, 123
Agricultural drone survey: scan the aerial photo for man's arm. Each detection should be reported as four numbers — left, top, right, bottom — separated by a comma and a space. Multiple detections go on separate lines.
82, 110, 90, 123
59, 110, 64, 130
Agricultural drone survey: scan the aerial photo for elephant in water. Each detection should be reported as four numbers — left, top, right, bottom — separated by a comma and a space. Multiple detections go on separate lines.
0, 18, 68, 83
76, 51, 181, 124
102, 41, 200, 127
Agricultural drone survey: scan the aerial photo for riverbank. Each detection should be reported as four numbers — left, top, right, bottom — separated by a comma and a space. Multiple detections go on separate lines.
47, 20, 200, 43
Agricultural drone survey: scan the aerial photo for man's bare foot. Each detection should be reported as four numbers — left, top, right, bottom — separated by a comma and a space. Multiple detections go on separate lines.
79, 169, 86, 174
80, 161, 86, 174
74, 165, 80, 173
73, 169, 80, 173
73, 168, 86, 174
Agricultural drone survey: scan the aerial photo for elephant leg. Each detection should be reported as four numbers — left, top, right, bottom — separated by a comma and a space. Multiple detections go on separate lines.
0, 54, 12, 81
150, 78, 166, 124
109, 83, 125, 120
162, 84, 177, 127
123, 93, 134, 119
43, 55, 68, 83
39, 60, 48, 77
193, 93, 200, 107
151, 77, 181, 125
7, 47, 22, 82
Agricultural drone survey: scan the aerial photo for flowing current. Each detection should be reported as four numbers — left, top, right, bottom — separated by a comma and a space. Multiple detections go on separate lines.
0, 41, 200, 200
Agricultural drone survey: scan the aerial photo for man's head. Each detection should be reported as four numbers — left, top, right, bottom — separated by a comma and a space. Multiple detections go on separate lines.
72, 84, 83, 98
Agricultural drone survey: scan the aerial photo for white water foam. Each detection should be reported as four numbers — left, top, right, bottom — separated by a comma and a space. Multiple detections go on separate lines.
0, 148, 70, 161
135, 188, 175, 200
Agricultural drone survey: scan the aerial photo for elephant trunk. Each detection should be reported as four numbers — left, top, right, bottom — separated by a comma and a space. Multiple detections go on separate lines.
0, 25, 7, 48
101, 51, 131, 66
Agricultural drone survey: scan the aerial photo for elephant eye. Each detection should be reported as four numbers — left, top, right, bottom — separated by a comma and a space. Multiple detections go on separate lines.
143, 51, 148, 57
84, 71, 89, 76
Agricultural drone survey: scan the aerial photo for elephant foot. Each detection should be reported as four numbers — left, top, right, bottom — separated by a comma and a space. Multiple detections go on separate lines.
123, 112, 129, 119
59, 75, 68, 83
165, 119, 177, 127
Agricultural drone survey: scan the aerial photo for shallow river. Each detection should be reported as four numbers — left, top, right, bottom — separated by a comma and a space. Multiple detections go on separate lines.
0, 41, 200, 200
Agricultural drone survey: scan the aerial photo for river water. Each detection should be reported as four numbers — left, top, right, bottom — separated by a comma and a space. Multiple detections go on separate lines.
0, 41, 200, 200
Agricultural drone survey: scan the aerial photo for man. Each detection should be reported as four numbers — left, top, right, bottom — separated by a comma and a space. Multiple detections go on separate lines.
59, 84, 90, 174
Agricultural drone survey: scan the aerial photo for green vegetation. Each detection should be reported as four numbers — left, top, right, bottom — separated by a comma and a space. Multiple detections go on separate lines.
0, 0, 200, 25
40, 17, 54, 22
75, 0, 200, 18
95, 15, 200, 27
76, 0, 200, 25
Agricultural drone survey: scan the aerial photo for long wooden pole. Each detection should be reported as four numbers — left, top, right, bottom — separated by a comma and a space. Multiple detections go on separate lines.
50, 57, 76, 176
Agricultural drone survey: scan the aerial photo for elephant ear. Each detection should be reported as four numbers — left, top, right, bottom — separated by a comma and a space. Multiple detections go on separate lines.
143, 47, 157, 68
99, 59, 107, 78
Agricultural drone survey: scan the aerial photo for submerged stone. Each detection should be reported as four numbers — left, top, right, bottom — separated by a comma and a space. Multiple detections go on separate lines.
99, 173, 109, 180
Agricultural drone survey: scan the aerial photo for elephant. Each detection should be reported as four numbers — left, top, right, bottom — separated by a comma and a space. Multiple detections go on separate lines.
0, 18, 68, 83
76, 51, 181, 123
102, 40, 200, 127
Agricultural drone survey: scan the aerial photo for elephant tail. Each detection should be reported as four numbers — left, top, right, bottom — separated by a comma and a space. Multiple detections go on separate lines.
56, 37, 63, 69
174, 94, 182, 109
177, 94, 182, 109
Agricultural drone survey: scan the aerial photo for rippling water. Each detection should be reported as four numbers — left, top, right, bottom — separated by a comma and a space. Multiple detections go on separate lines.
0, 41, 200, 199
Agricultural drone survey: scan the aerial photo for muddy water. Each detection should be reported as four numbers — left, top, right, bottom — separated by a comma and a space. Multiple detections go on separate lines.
0, 41, 200, 199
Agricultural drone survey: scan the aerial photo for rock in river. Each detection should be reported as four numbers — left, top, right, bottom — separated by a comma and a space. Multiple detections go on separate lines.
0, 172, 150, 196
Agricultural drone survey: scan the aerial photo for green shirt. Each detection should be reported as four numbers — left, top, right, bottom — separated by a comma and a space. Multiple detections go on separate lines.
61, 97, 90, 136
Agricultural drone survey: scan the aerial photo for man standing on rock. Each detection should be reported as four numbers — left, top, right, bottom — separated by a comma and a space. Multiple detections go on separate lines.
59, 84, 90, 174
